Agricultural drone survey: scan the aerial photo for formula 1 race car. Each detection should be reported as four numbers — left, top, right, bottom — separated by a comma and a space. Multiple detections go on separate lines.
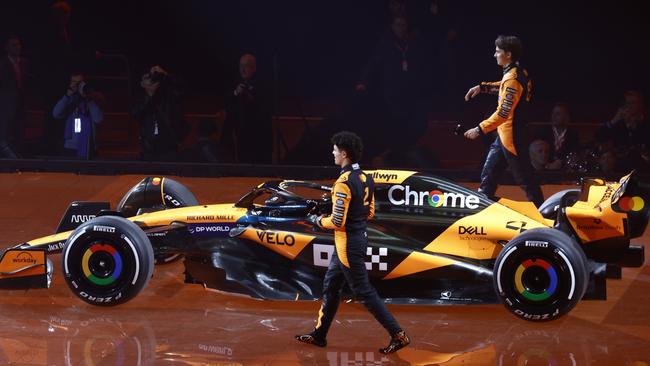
1, 171, 647, 321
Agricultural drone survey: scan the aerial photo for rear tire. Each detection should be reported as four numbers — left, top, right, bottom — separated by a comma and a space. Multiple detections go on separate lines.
493, 228, 588, 321
538, 189, 579, 220
62, 216, 154, 306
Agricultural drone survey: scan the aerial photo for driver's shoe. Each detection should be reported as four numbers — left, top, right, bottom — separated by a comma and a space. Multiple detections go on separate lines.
379, 330, 410, 354
295, 332, 327, 347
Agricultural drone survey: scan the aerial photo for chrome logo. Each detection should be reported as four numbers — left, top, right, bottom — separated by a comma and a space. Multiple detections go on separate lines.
427, 190, 444, 207
82, 244, 123, 286
388, 185, 480, 209
514, 258, 557, 301
617, 196, 645, 212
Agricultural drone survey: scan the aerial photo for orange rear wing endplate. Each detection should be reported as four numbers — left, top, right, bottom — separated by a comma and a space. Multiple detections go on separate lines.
0, 249, 50, 289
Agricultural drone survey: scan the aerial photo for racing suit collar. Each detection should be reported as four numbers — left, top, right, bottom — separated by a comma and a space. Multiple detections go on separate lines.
503, 62, 519, 75
340, 163, 360, 174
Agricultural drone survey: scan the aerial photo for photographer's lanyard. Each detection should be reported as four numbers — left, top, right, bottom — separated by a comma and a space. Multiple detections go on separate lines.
153, 117, 159, 136
395, 41, 408, 72
74, 109, 81, 134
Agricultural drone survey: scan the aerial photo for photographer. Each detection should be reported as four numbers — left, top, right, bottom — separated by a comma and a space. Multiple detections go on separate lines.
222, 54, 272, 164
52, 72, 103, 159
132, 65, 186, 161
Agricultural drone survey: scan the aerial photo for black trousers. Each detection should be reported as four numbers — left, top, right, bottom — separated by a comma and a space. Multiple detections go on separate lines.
479, 137, 544, 207
313, 232, 401, 339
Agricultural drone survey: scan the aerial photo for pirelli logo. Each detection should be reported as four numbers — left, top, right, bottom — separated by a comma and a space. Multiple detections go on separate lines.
498, 86, 518, 119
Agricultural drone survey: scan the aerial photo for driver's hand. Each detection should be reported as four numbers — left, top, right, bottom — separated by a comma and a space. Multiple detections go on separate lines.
465, 85, 481, 101
305, 199, 318, 214
307, 214, 322, 227
464, 127, 481, 140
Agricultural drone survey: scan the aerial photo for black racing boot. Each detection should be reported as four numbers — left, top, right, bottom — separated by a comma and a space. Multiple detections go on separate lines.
295, 332, 327, 347
379, 330, 410, 354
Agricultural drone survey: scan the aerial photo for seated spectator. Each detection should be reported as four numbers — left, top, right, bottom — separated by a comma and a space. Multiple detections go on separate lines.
52, 72, 103, 159
529, 139, 552, 171
596, 90, 650, 171
132, 65, 187, 161
533, 102, 579, 170
599, 150, 619, 174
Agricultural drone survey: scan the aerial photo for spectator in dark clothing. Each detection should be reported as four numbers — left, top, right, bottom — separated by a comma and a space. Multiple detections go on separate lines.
0, 35, 26, 158
132, 66, 187, 161
596, 90, 650, 172
355, 14, 433, 166
39, 0, 75, 156
534, 102, 580, 170
222, 53, 272, 164
52, 72, 103, 159
184, 118, 219, 163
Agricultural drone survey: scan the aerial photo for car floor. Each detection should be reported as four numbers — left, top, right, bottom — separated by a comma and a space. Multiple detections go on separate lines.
0, 172, 648, 365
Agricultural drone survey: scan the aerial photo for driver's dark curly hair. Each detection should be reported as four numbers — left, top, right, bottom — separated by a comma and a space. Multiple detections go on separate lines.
331, 131, 363, 163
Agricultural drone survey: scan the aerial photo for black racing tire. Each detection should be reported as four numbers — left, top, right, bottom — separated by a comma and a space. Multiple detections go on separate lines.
62, 215, 154, 306
493, 228, 588, 321
538, 189, 579, 220
117, 177, 199, 217
117, 177, 198, 264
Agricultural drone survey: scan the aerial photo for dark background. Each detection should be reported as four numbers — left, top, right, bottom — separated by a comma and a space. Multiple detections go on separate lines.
2, 0, 649, 119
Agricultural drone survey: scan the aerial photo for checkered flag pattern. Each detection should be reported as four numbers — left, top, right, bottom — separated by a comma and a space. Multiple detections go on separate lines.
365, 247, 388, 271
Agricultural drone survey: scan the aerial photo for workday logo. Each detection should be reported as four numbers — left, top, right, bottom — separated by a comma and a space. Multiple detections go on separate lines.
388, 185, 480, 209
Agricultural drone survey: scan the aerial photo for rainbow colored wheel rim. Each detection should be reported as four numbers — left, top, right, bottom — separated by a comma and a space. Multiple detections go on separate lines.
81, 243, 123, 286
514, 258, 557, 301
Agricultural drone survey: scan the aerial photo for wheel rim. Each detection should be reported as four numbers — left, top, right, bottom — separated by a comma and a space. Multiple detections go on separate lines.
68, 237, 136, 294
514, 258, 558, 302
82, 243, 123, 286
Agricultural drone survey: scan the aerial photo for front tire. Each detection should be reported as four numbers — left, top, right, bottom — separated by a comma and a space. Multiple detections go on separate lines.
62, 216, 154, 306
493, 228, 588, 321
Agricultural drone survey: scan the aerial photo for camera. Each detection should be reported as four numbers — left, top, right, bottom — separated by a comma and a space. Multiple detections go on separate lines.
149, 71, 165, 83
78, 81, 95, 96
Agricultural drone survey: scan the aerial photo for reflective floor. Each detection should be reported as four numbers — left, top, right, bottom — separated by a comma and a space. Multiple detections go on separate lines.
0, 173, 649, 365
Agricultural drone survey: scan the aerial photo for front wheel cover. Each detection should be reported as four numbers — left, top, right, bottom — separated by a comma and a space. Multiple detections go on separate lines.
62, 216, 154, 306
494, 228, 588, 321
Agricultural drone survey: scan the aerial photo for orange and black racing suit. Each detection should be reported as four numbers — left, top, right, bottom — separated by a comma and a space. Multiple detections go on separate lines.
312, 163, 401, 340
476, 62, 544, 207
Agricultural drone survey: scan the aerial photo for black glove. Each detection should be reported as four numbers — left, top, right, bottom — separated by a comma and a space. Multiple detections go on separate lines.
306, 214, 321, 227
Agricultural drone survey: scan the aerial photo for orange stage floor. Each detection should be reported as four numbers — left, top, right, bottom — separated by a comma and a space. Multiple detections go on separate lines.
0, 172, 649, 365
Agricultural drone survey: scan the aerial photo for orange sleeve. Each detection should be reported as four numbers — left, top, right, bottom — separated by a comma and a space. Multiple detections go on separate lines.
320, 182, 351, 229
480, 81, 501, 95
367, 191, 375, 220
478, 78, 523, 133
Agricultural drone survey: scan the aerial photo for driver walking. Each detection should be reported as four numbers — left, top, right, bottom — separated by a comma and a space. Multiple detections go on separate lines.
295, 131, 410, 354
463, 35, 544, 207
